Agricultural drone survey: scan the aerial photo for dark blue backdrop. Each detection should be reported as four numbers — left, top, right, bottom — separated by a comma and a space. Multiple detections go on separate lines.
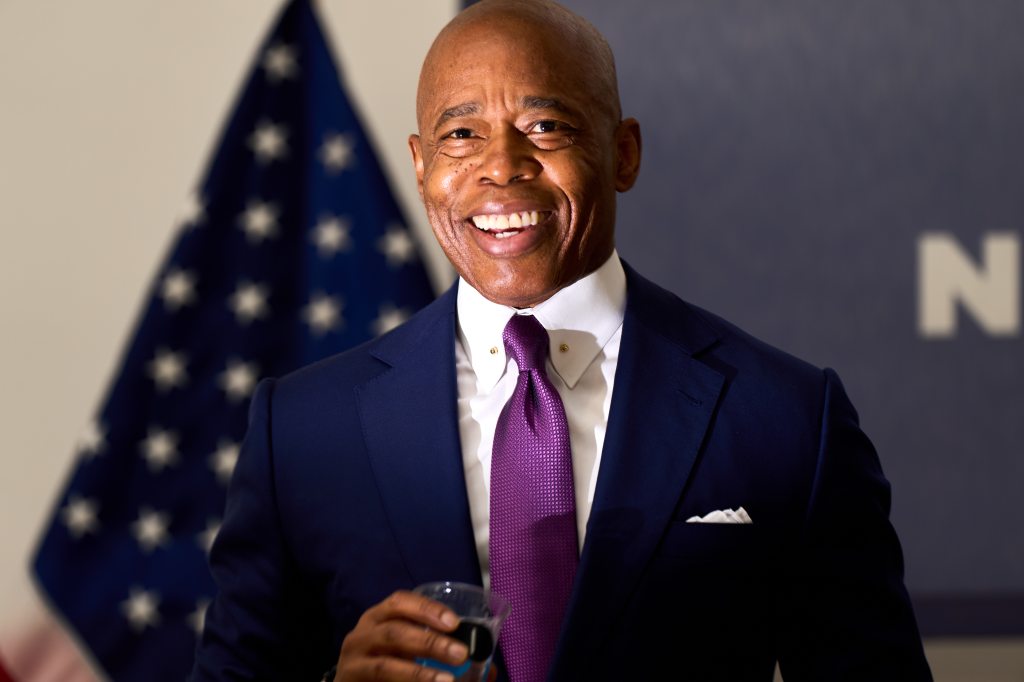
465, 0, 1024, 636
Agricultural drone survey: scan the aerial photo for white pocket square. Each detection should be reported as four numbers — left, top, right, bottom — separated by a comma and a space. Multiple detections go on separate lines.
686, 507, 752, 524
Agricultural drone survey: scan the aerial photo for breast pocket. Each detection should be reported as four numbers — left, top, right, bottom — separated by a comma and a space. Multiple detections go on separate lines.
657, 521, 765, 565
626, 521, 775, 651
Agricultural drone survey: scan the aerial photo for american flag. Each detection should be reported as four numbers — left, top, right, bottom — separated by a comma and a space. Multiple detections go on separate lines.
26, 1, 435, 679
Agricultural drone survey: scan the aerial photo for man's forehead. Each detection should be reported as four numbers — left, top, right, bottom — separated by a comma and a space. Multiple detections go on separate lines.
425, 17, 568, 74
417, 1, 621, 129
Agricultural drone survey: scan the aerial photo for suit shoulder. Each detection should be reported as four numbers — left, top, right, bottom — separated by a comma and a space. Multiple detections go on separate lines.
623, 266, 832, 424
691, 303, 823, 382
626, 265, 824, 383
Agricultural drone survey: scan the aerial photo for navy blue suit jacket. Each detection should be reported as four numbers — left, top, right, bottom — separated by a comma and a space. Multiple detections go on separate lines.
191, 264, 931, 681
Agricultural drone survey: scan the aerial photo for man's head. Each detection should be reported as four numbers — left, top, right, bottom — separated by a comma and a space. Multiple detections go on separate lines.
409, 0, 642, 308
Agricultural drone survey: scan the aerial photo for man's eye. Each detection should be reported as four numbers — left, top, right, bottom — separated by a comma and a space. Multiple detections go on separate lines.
445, 128, 474, 140
531, 120, 561, 134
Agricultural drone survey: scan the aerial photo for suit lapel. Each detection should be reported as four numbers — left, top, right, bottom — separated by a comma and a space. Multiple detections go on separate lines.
551, 266, 726, 675
354, 286, 482, 588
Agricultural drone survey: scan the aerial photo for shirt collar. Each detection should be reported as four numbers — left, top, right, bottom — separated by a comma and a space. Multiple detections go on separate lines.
456, 251, 626, 391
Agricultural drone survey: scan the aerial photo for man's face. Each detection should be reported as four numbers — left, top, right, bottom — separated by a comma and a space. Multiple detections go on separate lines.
410, 19, 640, 308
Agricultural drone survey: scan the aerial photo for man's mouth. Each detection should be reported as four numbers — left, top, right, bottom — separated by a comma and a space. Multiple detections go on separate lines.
469, 211, 544, 239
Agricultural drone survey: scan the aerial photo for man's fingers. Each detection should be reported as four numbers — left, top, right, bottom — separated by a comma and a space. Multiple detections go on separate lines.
338, 591, 469, 680
336, 591, 470, 681
372, 591, 459, 631
364, 619, 467, 664
343, 656, 456, 682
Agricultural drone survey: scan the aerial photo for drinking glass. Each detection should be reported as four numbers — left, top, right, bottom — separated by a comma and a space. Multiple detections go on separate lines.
413, 581, 510, 681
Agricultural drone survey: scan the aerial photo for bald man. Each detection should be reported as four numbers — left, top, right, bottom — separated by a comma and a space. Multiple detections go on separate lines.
191, 2, 932, 680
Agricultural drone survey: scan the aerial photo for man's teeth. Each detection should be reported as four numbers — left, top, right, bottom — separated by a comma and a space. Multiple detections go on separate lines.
470, 211, 541, 232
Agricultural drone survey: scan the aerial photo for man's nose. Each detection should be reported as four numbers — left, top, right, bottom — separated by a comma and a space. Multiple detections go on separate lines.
477, 127, 540, 186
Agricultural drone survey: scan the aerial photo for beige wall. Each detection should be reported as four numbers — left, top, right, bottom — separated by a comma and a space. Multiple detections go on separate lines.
0, 2, 1020, 679
0, 0, 455, 636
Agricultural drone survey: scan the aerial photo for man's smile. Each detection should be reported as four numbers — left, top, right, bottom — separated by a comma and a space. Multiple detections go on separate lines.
469, 210, 547, 238
461, 206, 555, 257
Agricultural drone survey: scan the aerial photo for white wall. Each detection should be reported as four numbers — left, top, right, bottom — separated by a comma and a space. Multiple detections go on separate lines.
0, 2, 1019, 679
0, 0, 456, 635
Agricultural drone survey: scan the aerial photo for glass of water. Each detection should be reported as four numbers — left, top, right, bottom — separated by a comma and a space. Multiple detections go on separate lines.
413, 581, 511, 681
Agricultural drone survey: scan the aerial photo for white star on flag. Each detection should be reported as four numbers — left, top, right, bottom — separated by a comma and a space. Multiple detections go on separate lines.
131, 508, 171, 553
61, 495, 99, 538
311, 215, 352, 258
140, 427, 180, 473
77, 420, 106, 459
160, 268, 197, 311
197, 518, 221, 555
262, 42, 298, 83
218, 359, 259, 403
227, 281, 270, 325
209, 441, 240, 486
189, 599, 211, 636
121, 587, 161, 632
318, 132, 354, 174
377, 224, 417, 268
371, 304, 410, 337
248, 120, 289, 164
238, 200, 280, 244
147, 348, 189, 392
302, 293, 343, 335
179, 192, 205, 229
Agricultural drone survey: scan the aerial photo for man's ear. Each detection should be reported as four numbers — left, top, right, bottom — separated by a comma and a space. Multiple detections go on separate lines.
613, 118, 642, 192
408, 134, 425, 201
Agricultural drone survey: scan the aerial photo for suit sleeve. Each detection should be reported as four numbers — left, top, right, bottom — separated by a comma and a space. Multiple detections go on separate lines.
777, 369, 933, 681
190, 378, 333, 681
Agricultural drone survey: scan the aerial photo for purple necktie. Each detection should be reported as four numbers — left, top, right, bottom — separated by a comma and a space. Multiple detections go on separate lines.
490, 314, 579, 682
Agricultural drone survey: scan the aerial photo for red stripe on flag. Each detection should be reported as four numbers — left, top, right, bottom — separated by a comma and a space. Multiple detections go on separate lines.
1, 599, 102, 682
0, 654, 17, 682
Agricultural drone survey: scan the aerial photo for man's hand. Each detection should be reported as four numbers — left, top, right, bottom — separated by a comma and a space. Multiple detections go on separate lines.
334, 590, 469, 681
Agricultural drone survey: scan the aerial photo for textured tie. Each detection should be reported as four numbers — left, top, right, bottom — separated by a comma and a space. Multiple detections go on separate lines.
490, 314, 579, 682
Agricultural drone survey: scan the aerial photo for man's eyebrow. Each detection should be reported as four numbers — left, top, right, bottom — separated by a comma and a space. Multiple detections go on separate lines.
521, 96, 572, 113
434, 102, 481, 132
431, 97, 574, 133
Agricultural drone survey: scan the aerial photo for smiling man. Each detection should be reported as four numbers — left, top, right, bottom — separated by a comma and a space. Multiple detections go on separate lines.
409, 2, 637, 310
191, 2, 932, 681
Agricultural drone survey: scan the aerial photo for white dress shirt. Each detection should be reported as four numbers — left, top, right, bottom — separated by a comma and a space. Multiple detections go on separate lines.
455, 252, 626, 587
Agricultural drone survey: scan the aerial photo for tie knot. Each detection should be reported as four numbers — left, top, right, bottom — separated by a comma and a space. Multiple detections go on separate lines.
502, 314, 549, 371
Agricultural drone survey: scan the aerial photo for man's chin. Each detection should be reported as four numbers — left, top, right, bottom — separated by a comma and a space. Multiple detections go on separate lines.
469, 275, 563, 309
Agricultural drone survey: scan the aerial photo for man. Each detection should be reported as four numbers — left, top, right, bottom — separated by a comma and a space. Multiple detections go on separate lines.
192, 1, 932, 680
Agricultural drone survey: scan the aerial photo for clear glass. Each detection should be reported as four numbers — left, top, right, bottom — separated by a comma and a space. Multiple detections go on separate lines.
413, 581, 511, 681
